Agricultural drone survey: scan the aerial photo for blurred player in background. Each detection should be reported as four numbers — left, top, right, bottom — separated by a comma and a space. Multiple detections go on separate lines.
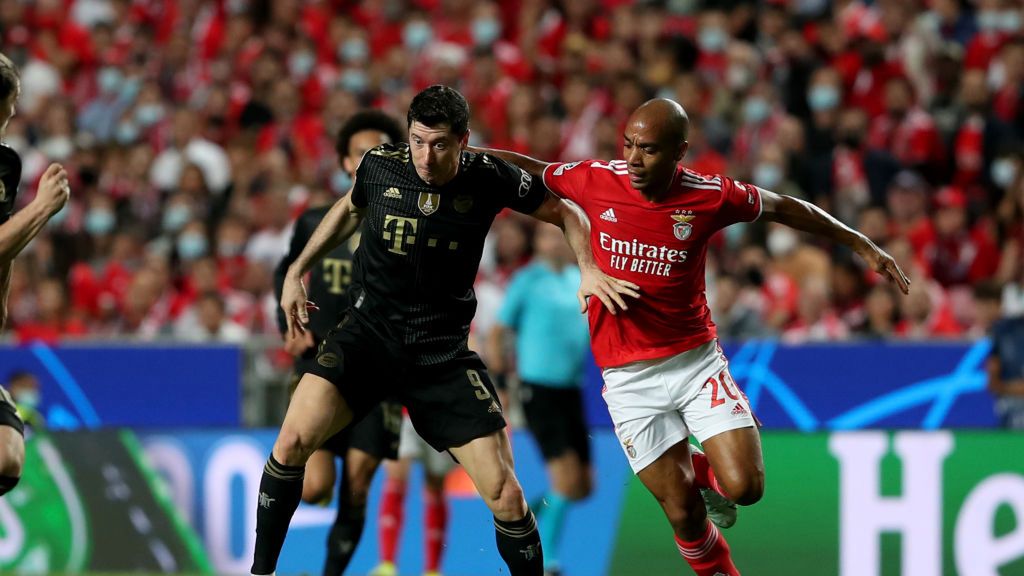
476, 97, 910, 576
274, 110, 406, 575
257, 85, 636, 576
372, 413, 455, 576
489, 223, 592, 576
0, 51, 70, 496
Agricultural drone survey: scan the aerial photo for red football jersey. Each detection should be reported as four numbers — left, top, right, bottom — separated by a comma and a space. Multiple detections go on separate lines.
543, 160, 762, 368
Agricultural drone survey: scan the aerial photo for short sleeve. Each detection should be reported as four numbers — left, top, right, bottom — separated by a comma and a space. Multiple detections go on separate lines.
716, 176, 762, 227
350, 151, 374, 209
541, 161, 589, 204
491, 155, 546, 215
496, 268, 531, 330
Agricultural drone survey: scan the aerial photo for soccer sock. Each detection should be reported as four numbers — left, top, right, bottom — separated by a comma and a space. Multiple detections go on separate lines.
378, 477, 405, 564
691, 450, 729, 499
675, 522, 740, 576
251, 455, 305, 575
322, 468, 367, 576
424, 489, 448, 572
494, 509, 544, 576
537, 491, 569, 570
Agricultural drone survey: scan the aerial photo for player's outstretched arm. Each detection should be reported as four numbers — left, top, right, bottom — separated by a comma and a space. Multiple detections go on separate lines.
760, 189, 911, 294
467, 146, 549, 179
531, 192, 640, 315
281, 193, 362, 338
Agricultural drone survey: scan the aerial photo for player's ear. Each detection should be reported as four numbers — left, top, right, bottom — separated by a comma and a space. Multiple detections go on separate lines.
459, 129, 470, 149
677, 140, 689, 162
342, 156, 357, 175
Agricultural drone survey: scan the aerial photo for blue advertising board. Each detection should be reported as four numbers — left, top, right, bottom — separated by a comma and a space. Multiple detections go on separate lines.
139, 429, 629, 576
582, 340, 997, 429
0, 342, 241, 427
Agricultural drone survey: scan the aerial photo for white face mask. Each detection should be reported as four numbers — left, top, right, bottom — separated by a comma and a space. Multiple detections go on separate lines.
991, 158, 1018, 188
767, 227, 799, 257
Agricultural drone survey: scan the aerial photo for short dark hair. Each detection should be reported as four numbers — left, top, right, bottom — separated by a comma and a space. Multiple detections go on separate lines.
0, 52, 19, 102
407, 85, 470, 136
335, 110, 405, 159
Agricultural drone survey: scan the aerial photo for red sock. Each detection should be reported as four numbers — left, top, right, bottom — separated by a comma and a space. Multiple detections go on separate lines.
675, 522, 739, 576
379, 478, 405, 563
691, 451, 729, 499
424, 490, 447, 572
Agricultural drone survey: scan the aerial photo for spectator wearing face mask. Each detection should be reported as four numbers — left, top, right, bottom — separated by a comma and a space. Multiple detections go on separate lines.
5, 371, 44, 431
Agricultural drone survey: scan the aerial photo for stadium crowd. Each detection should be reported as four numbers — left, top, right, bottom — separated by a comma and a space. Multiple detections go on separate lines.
0, 0, 1022, 347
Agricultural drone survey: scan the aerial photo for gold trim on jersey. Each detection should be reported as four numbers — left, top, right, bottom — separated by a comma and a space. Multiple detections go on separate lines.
369, 147, 410, 161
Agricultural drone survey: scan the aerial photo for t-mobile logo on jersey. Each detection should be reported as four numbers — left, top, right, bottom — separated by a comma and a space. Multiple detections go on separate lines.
599, 231, 687, 277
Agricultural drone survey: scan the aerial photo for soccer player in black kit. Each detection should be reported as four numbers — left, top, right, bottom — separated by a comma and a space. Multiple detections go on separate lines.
0, 52, 71, 495
273, 110, 406, 575
253, 85, 638, 576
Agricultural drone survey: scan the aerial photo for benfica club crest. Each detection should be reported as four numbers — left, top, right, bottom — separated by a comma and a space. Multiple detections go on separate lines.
417, 192, 441, 216
671, 213, 695, 240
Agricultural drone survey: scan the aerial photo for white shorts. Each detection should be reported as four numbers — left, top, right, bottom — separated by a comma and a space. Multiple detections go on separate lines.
398, 415, 456, 477
601, 340, 756, 473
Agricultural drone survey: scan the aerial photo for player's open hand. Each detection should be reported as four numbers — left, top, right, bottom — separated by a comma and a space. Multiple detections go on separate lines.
578, 266, 640, 315
857, 240, 911, 295
281, 274, 318, 338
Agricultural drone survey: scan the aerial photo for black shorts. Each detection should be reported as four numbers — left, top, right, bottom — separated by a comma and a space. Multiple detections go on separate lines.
520, 382, 590, 463
302, 314, 506, 452
0, 386, 24, 437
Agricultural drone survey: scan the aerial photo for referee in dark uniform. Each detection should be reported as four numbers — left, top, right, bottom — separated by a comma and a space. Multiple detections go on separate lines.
0, 51, 71, 495
252, 85, 637, 576
273, 110, 405, 575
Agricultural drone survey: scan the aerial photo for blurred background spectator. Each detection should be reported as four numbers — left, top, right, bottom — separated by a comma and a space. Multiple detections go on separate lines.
0, 0, 1021, 345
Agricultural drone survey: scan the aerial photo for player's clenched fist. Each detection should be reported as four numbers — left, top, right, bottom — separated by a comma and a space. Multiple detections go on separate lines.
34, 163, 70, 217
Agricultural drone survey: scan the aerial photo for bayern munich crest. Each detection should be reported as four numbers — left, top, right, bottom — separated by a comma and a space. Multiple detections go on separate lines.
671, 213, 695, 240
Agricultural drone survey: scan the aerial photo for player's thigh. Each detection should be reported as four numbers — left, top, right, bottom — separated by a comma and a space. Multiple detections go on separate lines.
449, 428, 523, 514
305, 314, 402, 420
274, 374, 352, 465
636, 440, 706, 530
401, 351, 506, 454
700, 426, 765, 505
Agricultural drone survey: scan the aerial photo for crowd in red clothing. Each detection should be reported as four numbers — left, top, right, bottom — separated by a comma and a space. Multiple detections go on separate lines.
0, 0, 1021, 345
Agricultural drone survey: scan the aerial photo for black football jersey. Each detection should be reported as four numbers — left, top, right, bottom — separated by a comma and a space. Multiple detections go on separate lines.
274, 205, 362, 340
349, 142, 546, 365
0, 145, 22, 225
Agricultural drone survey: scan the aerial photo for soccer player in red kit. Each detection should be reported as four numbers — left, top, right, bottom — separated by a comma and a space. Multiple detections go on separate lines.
475, 98, 910, 576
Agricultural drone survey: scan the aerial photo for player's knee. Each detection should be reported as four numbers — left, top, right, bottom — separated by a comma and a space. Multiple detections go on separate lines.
485, 474, 527, 521
659, 498, 701, 533
720, 468, 765, 506
273, 427, 316, 466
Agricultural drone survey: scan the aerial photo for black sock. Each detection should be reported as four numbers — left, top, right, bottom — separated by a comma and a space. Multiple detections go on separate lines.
494, 509, 544, 576
251, 455, 305, 575
322, 467, 367, 576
